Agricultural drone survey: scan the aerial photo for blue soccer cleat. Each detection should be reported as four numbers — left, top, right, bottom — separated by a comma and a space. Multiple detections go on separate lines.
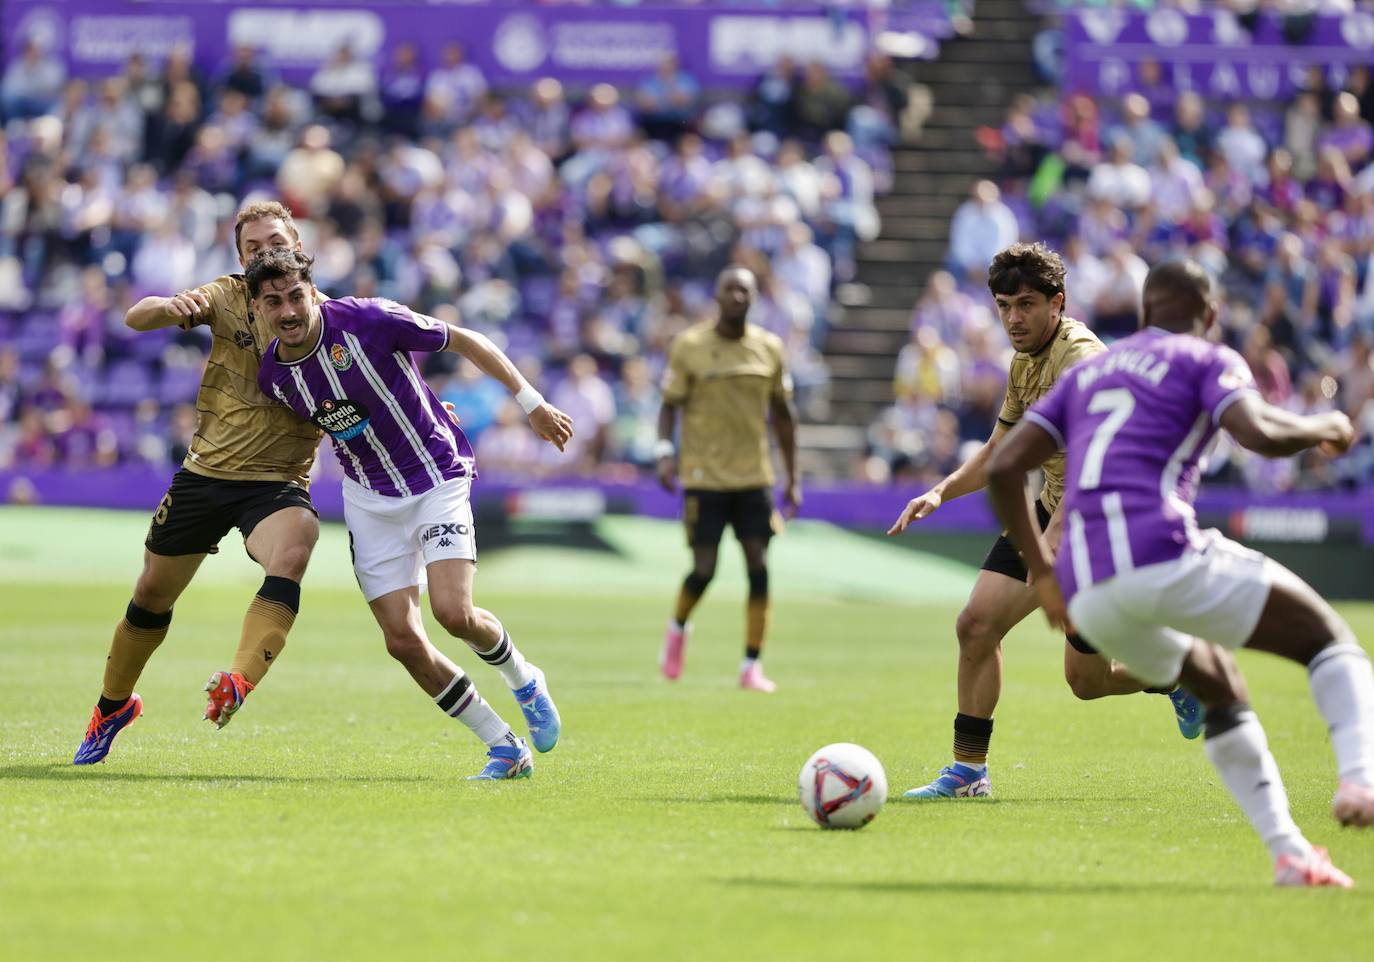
73, 694, 143, 765
1168, 686, 1205, 740
512, 665, 561, 753
467, 738, 534, 780
902, 763, 992, 799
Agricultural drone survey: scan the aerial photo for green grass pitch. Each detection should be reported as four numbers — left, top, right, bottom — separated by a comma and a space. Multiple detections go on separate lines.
2, 506, 1372, 961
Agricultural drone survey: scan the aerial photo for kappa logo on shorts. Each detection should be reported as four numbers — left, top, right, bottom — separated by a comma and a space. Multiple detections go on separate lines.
421, 522, 470, 545
329, 343, 353, 371
311, 398, 371, 441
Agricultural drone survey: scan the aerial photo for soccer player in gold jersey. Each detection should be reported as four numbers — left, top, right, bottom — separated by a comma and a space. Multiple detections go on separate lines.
887, 242, 1202, 797
74, 201, 323, 764
655, 266, 801, 692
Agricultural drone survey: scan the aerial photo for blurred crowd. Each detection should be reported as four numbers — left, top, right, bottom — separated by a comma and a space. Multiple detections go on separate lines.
869, 31, 1374, 491
0, 34, 918, 478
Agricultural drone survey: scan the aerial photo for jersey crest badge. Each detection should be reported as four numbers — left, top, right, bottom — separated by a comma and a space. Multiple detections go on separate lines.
329, 343, 353, 371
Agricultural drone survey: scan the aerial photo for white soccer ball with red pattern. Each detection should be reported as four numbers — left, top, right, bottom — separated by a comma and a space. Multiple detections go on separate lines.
798, 743, 887, 829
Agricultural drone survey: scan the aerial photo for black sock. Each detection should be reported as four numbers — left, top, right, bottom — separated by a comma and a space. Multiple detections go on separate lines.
953, 712, 994, 766
96, 695, 129, 715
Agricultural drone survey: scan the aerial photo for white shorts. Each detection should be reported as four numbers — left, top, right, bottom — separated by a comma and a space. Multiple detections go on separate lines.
1066, 530, 1273, 688
342, 476, 477, 602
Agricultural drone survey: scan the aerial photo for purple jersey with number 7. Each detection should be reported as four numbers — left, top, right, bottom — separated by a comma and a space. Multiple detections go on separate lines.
1024, 327, 1258, 601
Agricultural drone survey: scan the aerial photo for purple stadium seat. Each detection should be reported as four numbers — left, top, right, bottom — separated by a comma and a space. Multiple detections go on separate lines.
158, 365, 204, 405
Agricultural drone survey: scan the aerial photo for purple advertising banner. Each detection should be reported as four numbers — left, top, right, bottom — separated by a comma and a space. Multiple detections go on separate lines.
4, 466, 1374, 545
3, 0, 950, 88
1063, 9, 1374, 100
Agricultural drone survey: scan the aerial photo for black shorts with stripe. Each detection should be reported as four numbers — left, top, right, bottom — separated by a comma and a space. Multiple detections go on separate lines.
980, 497, 1052, 583
682, 487, 780, 548
145, 468, 316, 557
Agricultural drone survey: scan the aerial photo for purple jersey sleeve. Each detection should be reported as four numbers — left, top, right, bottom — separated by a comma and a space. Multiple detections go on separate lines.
1024, 375, 1071, 451
369, 298, 451, 354
1198, 344, 1257, 425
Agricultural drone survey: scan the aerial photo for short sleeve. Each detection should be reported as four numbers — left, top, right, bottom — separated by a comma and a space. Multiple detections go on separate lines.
1054, 332, 1106, 378
1199, 344, 1257, 425
661, 336, 691, 404
770, 340, 793, 402
370, 298, 450, 354
1025, 377, 1070, 451
997, 376, 1024, 428
179, 275, 241, 332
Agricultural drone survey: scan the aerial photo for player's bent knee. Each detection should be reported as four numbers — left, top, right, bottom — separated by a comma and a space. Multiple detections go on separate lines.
1063, 662, 1106, 701
432, 601, 481, 640
384, 630, 426, 665
954, 608, 1000, 651
268, 545, 313, 581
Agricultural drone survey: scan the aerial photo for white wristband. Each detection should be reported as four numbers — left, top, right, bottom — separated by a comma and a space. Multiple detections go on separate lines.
653, 439, 676, 460
515, 385, 544, 415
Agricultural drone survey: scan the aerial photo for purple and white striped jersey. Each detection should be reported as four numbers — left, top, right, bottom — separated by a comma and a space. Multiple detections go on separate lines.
1024, 328, 1257, 601
258, 297, 475, 498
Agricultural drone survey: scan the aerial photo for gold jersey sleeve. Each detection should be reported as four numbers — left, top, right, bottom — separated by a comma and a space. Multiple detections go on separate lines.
662, 322, 790, 491
178, 274, 321, 486
996, 317, 1105, 513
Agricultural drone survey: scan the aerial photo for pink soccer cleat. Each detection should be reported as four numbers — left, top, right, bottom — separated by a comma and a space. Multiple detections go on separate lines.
1333, 782, 1374, 827
739, 661, 776, 693
661, 620, 688, 681
1274, 847, 1354, 888
203, 670, 254, 729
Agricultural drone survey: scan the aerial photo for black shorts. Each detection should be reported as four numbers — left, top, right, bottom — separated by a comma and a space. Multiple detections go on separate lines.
145, 468, 316, 557
980, 497, 1053, 583
981, 499, 1099, 654
683, 488, 780, 548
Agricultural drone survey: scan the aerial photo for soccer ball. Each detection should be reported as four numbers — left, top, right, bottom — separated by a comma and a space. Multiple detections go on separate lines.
798, 743, 887, 829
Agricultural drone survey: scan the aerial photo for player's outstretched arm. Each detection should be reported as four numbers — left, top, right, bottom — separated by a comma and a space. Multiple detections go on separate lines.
125, 290, 212, 331
985, 421, 1071, 631
654, 403, 679, 493
1219, 394, 1355, 459
770, 395, 802, 518
444, 325, 573, 451
888, 420, 1010, 534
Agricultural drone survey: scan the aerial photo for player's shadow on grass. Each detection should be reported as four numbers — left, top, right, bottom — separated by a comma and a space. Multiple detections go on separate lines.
0, 764, 431, 784
722, 877, 1260, 896
630, 793, 796, 806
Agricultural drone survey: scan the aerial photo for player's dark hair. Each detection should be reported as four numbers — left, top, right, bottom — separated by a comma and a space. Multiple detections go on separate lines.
1141, 258, 1212, 333
987, 242, 1067, 315
246, 248, 315, 299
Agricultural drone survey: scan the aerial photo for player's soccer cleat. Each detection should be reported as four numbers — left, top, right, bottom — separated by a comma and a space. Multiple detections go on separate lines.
661, 620, 688, 680
73, 694, 143, 765
1168, 686, 1205, 740
1332, 782, 1374, 828
902, 763, 992, 799
739, 661, 777, 693
203, 670, 254, 729
1274, 847, 1354, 888
513, 665, 561, 753
467, 738, 534, 780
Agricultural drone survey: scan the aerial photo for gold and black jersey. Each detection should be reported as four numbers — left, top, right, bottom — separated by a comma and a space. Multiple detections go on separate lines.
179, 274, 321, 487
997, 316, 1105, 513
661, 322, 792, 491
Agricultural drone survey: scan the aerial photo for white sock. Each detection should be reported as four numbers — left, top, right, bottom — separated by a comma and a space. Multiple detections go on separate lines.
740, 656, 759, 673
475, 625, 536, 691
1308, 642, 1374, 786
434, 672, 515, 748
952, 760, 986, 773
1203, 710, 1313, 864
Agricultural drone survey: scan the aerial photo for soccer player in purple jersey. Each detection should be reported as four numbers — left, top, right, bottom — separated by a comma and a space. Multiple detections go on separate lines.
986, 259, 1374, 886
250, 249, 574, 780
